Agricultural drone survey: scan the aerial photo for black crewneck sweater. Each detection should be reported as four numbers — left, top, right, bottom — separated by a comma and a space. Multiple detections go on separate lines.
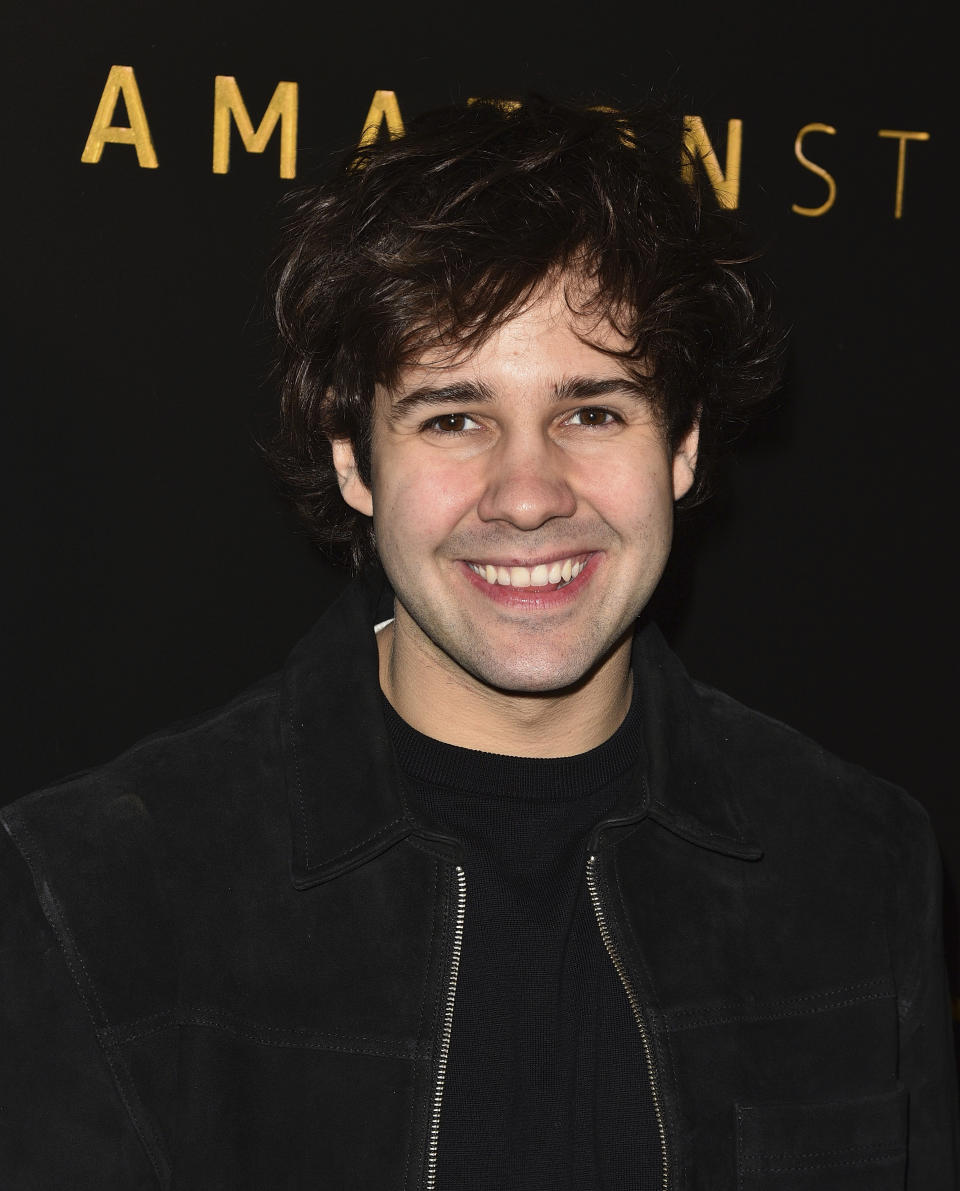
383, 682, 661, 1190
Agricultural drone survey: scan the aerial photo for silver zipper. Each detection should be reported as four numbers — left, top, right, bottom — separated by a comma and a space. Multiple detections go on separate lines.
587, 853, 669, 1191
424, 864, 467, 1191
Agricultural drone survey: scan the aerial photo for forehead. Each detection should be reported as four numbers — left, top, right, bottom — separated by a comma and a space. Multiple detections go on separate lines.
384, 278, 637, 400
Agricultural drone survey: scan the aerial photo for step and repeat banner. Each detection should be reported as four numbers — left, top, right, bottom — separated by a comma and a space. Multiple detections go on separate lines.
4, 0, 953, 1014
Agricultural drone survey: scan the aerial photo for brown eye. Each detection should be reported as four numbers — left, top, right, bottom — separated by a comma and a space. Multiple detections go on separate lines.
426, 413, 478, 433
572, 407, 615, 426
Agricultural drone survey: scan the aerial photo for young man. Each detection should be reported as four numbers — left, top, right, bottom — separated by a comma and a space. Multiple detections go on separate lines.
2, 98, 956, 1188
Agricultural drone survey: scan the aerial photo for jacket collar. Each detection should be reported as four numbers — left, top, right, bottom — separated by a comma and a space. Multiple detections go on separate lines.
628, 624, 762, 861
282, 569, 761, 890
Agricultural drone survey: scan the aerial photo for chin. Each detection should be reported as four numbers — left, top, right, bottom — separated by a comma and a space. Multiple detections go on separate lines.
454, 643, 604, 697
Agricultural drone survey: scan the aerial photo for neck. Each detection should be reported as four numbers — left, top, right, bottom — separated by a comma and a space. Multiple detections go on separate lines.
377, 613, 634, 758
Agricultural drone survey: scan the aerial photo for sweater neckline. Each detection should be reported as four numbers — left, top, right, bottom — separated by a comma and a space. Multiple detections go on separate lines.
382, 672, 641, 802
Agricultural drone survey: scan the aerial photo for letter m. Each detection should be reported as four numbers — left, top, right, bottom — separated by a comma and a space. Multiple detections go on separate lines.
213, 76, 298, 178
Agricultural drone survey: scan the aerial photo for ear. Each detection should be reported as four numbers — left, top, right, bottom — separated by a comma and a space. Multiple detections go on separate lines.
671, 420, 700, 501
330, 438, 374, 517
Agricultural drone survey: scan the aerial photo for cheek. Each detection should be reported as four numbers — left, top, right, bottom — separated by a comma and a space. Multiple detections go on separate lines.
579, 453, 675, 529
373, 459, 480, 546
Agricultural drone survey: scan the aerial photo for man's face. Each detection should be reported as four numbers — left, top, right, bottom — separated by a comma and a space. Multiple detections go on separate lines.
334, 279, 698, 695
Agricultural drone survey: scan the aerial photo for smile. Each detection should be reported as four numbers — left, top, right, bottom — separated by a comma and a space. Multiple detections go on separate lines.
465, 554, 590, 590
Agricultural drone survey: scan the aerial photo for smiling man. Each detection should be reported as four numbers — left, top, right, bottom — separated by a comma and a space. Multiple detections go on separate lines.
2, 97, 957, 1188
343, 281, 698, 754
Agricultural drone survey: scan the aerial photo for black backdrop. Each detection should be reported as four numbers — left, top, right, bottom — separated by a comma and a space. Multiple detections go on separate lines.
4, 1, 955, 1022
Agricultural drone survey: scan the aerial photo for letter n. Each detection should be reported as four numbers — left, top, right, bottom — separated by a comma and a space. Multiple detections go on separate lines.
682, 116, 742, 209
81, 65, 158, 168
212, 76, 299, 179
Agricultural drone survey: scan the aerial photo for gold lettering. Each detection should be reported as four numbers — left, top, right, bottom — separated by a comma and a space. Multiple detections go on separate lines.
358, 90, 405, 148
467, 97, 521, 112
81, 65, 158, 168
682, 116, 742, 209
877, 129, 930, 219
587, 104, 635, 147
791, 123, 837, 217
467, 99, 633, 145
212, 76, 298, 179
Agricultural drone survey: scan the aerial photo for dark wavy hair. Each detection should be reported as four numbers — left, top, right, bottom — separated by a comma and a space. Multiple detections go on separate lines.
271, 95, 782, 570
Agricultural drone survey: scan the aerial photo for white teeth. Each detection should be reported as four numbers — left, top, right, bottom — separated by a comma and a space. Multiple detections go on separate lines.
469, 556, 589, 589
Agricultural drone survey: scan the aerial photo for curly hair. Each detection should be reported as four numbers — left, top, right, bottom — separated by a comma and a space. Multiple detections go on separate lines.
271, 95, 782, 570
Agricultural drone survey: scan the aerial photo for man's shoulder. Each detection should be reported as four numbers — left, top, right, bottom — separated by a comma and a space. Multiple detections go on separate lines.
1, 671, 285, 888
689, 673, 931, 851
0, 671, 298, 1055
1, 575, 383, 907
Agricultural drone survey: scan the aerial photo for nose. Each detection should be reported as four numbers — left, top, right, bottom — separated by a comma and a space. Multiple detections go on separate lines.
476, 432, 577, 530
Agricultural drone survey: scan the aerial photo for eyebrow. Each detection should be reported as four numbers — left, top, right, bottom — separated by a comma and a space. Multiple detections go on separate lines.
555, 375, 650, 402
388, 374, 650, 420
389, 379, 496, 421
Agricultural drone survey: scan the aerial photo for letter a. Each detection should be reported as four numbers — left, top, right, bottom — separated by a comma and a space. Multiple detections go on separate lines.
81, 65, 158, 168
358, 91, 405, 148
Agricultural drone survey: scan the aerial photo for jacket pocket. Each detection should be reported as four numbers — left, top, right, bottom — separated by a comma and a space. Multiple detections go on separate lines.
735, 1086, 907, 1190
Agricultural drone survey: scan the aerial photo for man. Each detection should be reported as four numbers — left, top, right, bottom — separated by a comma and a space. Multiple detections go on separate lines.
1, 97, 956, 1188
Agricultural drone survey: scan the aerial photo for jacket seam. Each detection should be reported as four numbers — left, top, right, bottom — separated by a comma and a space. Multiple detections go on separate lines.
648, 799, 743, 842
106, 1009, 425, 1057
740, 1151, 903, 1173
669, 976, 891, 1016
324, 816, 408, 863
892, 809, 938, 1030
744, 1142, 904, 1160
301, 813, 410, 875
1, 813, 170, 1188
667, 990, 895, 1031
738, 1091, 905, 1111
288, 706, 311, 869
736, 1105, 746, 1191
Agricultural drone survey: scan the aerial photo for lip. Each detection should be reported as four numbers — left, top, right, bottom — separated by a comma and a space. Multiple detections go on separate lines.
457, 552, 599, 608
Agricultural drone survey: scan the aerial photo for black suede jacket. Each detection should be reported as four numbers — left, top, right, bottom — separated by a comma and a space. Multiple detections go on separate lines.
2, 573, 958, 1189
